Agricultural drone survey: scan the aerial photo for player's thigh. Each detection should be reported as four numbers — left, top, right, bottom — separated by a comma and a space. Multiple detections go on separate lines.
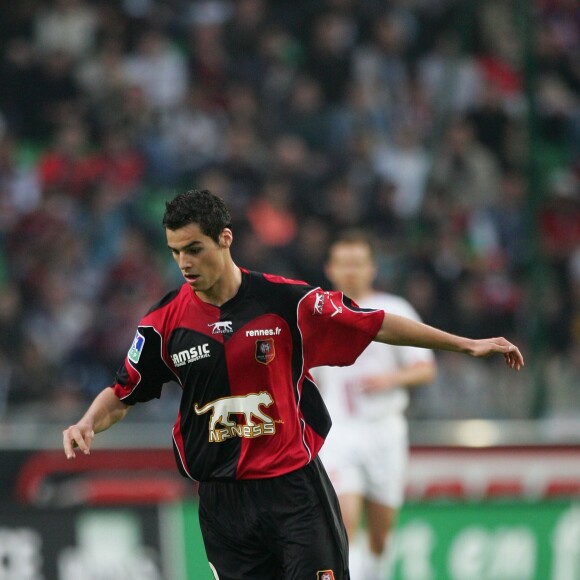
200, 518, 279, 580
278, 493, 348, 580
273, 459, 349, 579
198, 481, 280, 580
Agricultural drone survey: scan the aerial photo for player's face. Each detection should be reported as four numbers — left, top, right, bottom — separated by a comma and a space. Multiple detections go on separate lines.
325, 242, 376, 298
166, 223, 232, 294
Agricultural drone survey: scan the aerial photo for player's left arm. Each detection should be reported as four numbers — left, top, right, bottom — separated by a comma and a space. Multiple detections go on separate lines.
375, 312, 524, 371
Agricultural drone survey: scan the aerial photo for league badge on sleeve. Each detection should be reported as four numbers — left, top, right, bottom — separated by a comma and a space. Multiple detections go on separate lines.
255, 338, 275, 365
128, 330, 145, 364
317, 571, 335, 580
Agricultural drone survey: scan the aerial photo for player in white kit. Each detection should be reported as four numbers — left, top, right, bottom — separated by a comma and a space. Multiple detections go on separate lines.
314, 230, 437, 580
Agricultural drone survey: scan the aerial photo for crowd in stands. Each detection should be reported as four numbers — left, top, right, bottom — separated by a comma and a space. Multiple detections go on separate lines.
0, 0, 578, 422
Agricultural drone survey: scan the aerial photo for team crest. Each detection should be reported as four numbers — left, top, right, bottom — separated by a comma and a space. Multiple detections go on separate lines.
255, 339, 275, 365
317, 571, 335, 580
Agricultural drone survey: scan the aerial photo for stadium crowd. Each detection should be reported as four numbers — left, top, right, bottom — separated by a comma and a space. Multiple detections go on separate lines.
0, 0, 578, 422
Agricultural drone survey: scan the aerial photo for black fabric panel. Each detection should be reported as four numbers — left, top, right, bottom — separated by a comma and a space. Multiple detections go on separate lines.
146, 288, 181, 315
299, 376, 332, 439
168, 328, 241, 481
115, 326, 174, 404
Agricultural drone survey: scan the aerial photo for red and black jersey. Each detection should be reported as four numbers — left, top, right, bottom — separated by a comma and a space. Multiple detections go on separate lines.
112, 270, 384, 481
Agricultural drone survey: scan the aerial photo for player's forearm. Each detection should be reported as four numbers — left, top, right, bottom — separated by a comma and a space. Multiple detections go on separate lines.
78, 387, 130, 433
376, 313, 476, 354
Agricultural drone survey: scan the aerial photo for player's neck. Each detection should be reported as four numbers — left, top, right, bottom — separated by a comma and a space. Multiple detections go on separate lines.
196, 262, 242, 307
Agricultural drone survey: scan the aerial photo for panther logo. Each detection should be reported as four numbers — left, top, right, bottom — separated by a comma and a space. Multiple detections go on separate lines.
194, 391, 274, 430
208, 321, 233, 334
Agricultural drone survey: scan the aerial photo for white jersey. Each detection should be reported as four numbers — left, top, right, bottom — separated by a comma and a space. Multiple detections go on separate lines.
313, 291, 434, 422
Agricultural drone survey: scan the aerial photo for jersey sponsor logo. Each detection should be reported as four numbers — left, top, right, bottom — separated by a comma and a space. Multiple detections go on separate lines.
208, 321, 233, 334
328, 294, 343, 317
171, 343, 211, 367
313, 292, 325, 314
194, 391, 276, 443
317, 571, 335, 580
245, 326, 281, 337
128, 330, 145, 364
255, 338, 275, 365
313, 292, 342, 317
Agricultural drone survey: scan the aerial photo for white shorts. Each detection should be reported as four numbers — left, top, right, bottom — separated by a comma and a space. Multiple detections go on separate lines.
319, 415, 408, 508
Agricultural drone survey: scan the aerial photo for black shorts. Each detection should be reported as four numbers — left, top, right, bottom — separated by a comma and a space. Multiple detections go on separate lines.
197, 456, 350, 580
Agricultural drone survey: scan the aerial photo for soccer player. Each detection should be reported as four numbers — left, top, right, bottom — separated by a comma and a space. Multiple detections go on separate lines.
63, 189, 524, 580
314, 230, 437, 580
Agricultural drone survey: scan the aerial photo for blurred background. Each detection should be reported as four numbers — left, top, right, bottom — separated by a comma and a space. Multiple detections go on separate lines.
0, 0, 579, 579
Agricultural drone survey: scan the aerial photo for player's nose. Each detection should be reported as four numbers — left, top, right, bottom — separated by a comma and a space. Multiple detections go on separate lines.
178, 253, 193, 270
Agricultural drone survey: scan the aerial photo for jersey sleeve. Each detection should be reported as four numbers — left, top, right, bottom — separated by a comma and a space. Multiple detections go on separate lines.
111, 325, 175, 405
298, 289, 384, 369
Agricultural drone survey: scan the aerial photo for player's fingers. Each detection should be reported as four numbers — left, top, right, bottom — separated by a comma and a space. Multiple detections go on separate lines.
64, 426, 92, 458
63, 427, 77, 459
503, 345, 524, 370
75, 429, 92, 455
84, 429, 95, 452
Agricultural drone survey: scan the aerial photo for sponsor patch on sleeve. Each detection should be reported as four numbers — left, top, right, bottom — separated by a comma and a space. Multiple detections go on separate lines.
128, 330, 145, 364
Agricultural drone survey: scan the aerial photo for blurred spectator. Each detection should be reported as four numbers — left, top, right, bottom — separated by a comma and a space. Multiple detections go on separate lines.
430, 116, 503, 211
246, 178, 298, 247
352, 10, 413, 121
32, 49, 84, 140
285, 216, 331, 288
33, 0, 99, 60
305, 11, 356, 106
225, 0, 267, 84
417, 33, 482, 113
85, 225, 167, 377
279, 76, 333, 152
123, 27, 188, 111
76, 36, 128, 111
372, 123, 430, 219
220, 121, 266, 201
467, 83, 512, 168
0, 135, 42, 234
322, 174, 368, 229
186, 16, 230, 109
0, 38, 38, 139
161, 86, 226, 181
37, 121, 101, 200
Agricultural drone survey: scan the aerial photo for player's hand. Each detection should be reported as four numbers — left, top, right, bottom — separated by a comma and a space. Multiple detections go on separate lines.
468, 337, 524, 370
63, 423, 95, 459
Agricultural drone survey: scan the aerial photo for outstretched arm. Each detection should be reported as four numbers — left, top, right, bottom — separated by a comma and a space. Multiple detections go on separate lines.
63, 387, 130, 459
375, 312, 524, 370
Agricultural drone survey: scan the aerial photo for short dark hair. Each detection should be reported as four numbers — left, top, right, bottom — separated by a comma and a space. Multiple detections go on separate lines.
328, 229, 377, 261
162, 189, 232, 243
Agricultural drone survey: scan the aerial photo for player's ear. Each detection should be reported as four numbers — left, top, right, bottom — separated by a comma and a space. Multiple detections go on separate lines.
219, 228, 233, 249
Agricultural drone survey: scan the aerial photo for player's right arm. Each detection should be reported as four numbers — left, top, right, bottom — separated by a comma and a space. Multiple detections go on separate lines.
63, 387, 130, 459
376, 312, 524, 370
